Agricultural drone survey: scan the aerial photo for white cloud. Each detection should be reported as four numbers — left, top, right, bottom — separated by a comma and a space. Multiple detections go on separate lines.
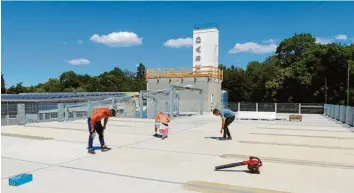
163, 38, 193, 48
77, 40, 83, 44
315, 37, 334, 45
335, 34, 348, 40
228, 42, 277, 54
65, 58, 90, 65
262, 39, 277, 44
90, 32, 143, 47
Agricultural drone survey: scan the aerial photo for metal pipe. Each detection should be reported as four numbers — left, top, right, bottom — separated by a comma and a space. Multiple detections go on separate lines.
169, 86, 174, 118
200, 91, 203, 115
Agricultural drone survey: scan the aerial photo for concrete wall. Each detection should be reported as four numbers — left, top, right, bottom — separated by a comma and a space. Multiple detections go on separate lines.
147, 77, 221, 115
193, 27, 219, 68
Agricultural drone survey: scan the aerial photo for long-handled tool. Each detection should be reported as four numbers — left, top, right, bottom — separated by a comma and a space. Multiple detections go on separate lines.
215, 156, 262, 174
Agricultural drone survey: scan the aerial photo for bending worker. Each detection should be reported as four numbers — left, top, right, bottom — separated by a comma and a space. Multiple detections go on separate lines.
154, 112, 170, 140
87, 108, 116, 154
212, 108, 235, 140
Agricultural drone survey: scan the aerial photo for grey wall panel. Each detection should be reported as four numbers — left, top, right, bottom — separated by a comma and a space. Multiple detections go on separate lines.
147, 77, 221, 114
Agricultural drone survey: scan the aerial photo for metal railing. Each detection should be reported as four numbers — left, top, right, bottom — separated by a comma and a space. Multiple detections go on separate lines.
1, 96, 137, 126
324, 104, 354, 126
1, 87, 205, 125
224, 102, 324, 114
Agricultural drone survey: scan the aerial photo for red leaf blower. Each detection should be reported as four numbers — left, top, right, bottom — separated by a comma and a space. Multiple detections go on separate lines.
215, 156, 262, 174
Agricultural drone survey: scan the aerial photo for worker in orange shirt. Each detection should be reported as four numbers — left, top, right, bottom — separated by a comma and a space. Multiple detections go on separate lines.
87, 108, 116, 154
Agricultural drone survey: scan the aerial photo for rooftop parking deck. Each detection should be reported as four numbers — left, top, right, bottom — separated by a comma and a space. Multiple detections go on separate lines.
1, 114, 354, 193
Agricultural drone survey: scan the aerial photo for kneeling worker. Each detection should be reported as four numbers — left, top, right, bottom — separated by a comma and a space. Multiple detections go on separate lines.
213, 108, 235, 140
87, 108, 116, 154
154, 112, 170, 140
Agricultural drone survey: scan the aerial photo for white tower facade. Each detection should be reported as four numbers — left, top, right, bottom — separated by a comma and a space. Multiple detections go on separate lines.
192, 26, 219, 69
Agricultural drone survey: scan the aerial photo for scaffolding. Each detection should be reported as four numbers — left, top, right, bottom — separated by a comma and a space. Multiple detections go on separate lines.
139, 85, 203, 119
61, 96, 137, 121
146, 66, 223, 81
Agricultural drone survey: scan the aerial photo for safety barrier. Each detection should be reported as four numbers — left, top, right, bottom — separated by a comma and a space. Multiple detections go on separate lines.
1, 96, 137, 125
235, 111, 276, 120
225, 102, 324, 114
324, 104, 354, 126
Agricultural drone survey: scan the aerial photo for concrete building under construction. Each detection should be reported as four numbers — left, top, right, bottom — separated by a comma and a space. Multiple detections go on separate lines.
145, 24, 223, 114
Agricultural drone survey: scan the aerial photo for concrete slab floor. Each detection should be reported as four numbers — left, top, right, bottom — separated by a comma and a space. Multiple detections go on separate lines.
1, 114, 354, 193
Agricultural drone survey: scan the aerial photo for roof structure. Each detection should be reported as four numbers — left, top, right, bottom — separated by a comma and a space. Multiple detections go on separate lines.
2, 114, 353, 193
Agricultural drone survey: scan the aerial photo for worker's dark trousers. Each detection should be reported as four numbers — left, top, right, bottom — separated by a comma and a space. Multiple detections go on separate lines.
223, 115, 235, 138
87, 118, 105, 148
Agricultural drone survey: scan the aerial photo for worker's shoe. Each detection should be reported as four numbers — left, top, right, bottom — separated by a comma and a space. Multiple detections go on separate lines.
87, 147, 95, 154
101, 145, 111, 152
227, 137, 232, 140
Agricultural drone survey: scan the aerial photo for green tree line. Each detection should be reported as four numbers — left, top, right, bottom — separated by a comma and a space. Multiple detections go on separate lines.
1, 63, 147, 94
1, 33, 354, 105
220, 33, 354, 105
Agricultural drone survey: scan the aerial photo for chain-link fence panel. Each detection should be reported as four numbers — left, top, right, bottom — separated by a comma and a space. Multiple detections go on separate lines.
258, 103, 275, 112
276, 103, 299, 113
240, 102, 256, 111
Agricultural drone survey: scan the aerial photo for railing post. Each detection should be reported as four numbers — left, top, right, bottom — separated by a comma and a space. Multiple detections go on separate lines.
275, 103, 277, 113
58, 103, 64, 122
256, 103, 258, 112
73, 111, 77, 119
153, 98, 158, 118
200, 91, 203, 115
87, 101, 92, 119
298, 103, 301, 114
6, 114, 10, 125
64, 105, 69, 121
139, 92, 144, 118
17, 103, 26, 125
111, 97, 117, 113
238, 102, 240, 112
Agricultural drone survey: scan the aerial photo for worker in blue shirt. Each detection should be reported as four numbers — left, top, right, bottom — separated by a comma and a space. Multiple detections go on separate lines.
212, 108, 235, 140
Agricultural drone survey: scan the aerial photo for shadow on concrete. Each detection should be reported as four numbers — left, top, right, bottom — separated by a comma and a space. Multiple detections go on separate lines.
205, 136, 224, 140
86, 146, 102, 150
153, 134, 163, 138
214, 169, 259, 174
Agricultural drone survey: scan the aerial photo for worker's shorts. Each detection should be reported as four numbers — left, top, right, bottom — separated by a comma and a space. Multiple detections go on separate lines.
156, 122, 169, 136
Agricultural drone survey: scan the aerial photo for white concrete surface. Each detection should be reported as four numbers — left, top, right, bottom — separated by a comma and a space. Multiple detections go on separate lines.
2, 114, 354, 193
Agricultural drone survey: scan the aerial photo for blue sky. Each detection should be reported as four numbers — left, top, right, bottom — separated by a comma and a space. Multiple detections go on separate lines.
2, 1, 354, 86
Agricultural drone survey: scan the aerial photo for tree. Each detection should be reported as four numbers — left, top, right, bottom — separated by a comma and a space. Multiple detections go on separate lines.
136, 63, 146, 81
85, 76, 101, 92
59, 71, 80, 89
276, 33, 317, 68
7, 82, 26, 94
42, 78, 63, 92
1, 73, 6, 93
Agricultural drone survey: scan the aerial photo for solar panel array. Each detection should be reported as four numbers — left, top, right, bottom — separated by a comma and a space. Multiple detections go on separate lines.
1, 92, 127, 101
